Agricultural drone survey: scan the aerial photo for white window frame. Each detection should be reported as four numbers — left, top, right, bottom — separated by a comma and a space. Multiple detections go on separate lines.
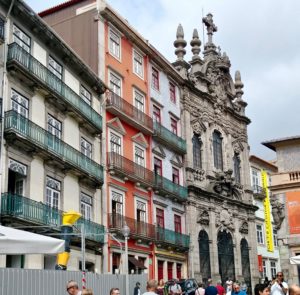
133, 88, 145, 113
134, 196, 148, 222
13, 24, 31, 53
81, 137, 92, 159
133, 49, 144, 79
262, 259, 267, 279
47, 114, 62, 139
133, 143, 146, 168
109, 186, 125, 215
270, 260, 277, 278
108, 128, 123, 155
80, 85, 92, 106
256, 224, 264, 245
108, 27, 121, 60
251, 168, 260, 189
48, 56, 63, 80
80, 192, 93, 221
109, 70, 122, 97
11, 89, 29, 118
45, 176, 61, 209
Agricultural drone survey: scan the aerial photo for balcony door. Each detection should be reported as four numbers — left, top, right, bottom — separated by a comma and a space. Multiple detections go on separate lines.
134, 145, 145, 180
156, 208, 165, 241
136, 200, 147, 236
47, 114, 62, 152
111, 191, 123, 229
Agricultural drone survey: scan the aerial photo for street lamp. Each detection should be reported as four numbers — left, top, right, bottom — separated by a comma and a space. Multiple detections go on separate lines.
122, 223, 130, 295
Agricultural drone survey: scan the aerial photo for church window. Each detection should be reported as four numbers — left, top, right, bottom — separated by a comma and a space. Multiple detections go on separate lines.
213, 130, 223, 170
233, 153, 241, 183
192, 134, 202, 169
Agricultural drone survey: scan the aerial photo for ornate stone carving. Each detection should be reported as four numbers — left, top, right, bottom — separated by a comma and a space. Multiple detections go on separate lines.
197, 210, 210, 225
210, 169, 242, 199
191, 118, 207, 135
271, 198, 285, 229
215, 207, 235, 232
194, 169, 206, 181
239, 221, 249, 234
202, 13, 217, 44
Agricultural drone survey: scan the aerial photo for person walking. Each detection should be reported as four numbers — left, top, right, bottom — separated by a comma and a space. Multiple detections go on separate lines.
205, 279, 218, 295
254, 283, 270, 295
232, 282, 246, 295
216, 280, 225, 295
196, 283, 206, 295
168, 279, 182, 295
143, 280, 158, 295
270, 272, 288, 295
157, 279, 166, 295
66, 280, 82, 295
134, 282, 141, 295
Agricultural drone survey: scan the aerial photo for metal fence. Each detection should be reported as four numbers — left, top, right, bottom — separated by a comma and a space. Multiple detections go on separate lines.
0, 268, 147, 295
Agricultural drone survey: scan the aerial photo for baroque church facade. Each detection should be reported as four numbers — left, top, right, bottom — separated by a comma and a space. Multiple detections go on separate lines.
173, 15, 260, 287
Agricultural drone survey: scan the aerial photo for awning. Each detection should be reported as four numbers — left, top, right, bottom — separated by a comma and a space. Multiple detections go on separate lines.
0, 225, 65, 254
128, 257, 147, 269
290, 255, 300, 265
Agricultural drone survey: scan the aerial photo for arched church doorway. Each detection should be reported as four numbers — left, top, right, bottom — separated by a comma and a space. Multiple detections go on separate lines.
198, 230, 211, 284
217, 230, 235, 283
241, 238, 252, 294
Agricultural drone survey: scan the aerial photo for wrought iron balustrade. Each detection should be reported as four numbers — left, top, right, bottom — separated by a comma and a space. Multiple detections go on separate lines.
4, 110, 103, 184
7, 42, 102, 131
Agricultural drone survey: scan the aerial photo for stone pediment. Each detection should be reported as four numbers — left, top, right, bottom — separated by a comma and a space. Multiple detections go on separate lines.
152, 144, 166, 159
107, 117, 126, 135
170, 154, 183, 168
232, 139, 244, 153
191, 118, 207, 135
132, 132, 148, 148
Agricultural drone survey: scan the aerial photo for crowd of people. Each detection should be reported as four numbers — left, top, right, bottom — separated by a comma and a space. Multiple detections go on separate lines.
66, 272, 300, 295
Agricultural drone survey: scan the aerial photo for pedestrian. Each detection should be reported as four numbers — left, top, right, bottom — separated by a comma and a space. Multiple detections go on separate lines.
232, 282, 246, 295
270, 272, 288, 295
289, 285, 300, 295
216, 280, 225, 295
225, 279, 233, 295
205, 279, 218, 295
110, 288, 121, 295
254, 283, 270, 295
168, 279, 182, 295
66, 280, 82, 295
157, 279, 165, 295
134, 282, 141, 295
196, 283, 206, 295
143, 280, 158, 295
82, 289, 94, 295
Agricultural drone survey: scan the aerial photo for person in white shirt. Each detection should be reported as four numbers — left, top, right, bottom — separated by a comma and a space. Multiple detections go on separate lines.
271, 272, 288, 295
143, 280, 158, 295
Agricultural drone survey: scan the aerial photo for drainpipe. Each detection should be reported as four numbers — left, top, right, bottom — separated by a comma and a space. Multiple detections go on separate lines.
0, 0, 15, 225
55, 211, 81, 270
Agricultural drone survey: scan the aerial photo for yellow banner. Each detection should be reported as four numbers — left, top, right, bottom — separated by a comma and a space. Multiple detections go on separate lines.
261, 170, 274, 252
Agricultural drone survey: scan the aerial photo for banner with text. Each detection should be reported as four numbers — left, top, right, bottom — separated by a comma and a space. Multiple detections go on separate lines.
287, 191, 300, 234
261, 170, 274, 252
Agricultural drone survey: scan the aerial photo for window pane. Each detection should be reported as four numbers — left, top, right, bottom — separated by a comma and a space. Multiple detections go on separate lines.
13, 25, 31, 52
213, 131, 223, 170
192, 135, 202, 169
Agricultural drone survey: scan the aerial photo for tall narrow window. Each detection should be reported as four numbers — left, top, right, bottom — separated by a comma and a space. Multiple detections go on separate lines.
80, 85, 92, 105
151, 67, 159, 90
48, 56, 62, 80
156, 208, 164, 228
109, 28, 121, 59
169, 82, 176, 103
135, 146, 145, 167
153, 105, 161, 123
172, 167, 179, 185
45, 177, 60, 209
213, 130, 223, 170
256, 224, 264, 244
109, 72, 121, 96
192, 134, 202, 169
11, 89, 29, 118
136, 200, 146, 223
273, 229, 278, 247
154, 157, 162, 175
270, 261, 277, 278
13, 25, 31, 52
252, 168, 260, 193
134, 90, 144, 112
81, 192, 92, 220
233, 153, 241, 183
81, 137, 92, 159
110, 132, 122, 154
133, 50, 144, 78
262, 260, 267, 279
47, 115, 62, 139
170, 117, 178, 135
174, 214, 182, 233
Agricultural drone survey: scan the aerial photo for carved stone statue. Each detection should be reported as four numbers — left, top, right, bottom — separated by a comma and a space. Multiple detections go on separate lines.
271, 198, 285, 229
215, 207, 235, 231
202, 13, 217, 44
239, 221, 249, 234
197, 210, 210, 225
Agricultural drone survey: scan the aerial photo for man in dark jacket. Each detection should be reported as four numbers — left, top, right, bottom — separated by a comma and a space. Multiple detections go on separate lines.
134, 282, 141, 295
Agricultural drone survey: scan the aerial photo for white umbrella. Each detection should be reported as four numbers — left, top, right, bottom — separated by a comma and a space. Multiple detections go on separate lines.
290, 255, 300, 265
0, 225, 65, 254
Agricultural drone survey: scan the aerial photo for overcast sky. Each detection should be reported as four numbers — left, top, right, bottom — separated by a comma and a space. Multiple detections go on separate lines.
26, 0, 300, 161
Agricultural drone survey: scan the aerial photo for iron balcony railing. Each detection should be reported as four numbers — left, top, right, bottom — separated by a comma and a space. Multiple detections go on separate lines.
108, 213, 189, 248
107, 152, 154, 186
0, 18, 4, 43
108, 213, 156, 240
106, 92, 153, 133
156, 226, 190, 249
154, 174, 188, 202
4, 110, 104, 184
7, 42, 102, 131
153, 121, 187, 154
0, 193, 105, 243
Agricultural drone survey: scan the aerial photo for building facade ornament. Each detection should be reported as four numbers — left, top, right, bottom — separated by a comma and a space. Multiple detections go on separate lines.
215, 207, 235, 232
239, 221, 249, 234
197, 210, 210, 225
270, 198, 285, 229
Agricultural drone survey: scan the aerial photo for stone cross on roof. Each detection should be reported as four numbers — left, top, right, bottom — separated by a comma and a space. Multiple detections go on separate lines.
202, 13, 217, 44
